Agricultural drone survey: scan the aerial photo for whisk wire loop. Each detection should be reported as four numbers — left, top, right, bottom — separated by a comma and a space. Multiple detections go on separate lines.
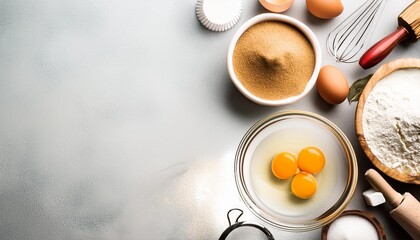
327, 0, 388, 63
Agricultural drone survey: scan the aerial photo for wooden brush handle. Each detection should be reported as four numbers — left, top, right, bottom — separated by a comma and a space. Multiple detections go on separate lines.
365, 169, 404, 209
359, 27, 410, 69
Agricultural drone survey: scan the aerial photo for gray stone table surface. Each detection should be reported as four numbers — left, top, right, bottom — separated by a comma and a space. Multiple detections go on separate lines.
0, 0, 419, 239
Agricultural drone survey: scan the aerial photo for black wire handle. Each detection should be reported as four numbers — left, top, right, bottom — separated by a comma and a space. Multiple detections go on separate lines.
227, 208, 243, 227
219, 208, 275, 240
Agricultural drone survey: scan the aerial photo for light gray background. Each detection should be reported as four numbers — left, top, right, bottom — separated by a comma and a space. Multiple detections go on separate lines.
0, 0, 419, 239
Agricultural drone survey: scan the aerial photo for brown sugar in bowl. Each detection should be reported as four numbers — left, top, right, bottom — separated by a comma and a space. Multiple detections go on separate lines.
355, 58, 420, 184
227, 13, 322, 106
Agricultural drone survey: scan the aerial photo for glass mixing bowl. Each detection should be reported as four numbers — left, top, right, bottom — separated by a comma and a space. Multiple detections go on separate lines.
235, 111, 358, 231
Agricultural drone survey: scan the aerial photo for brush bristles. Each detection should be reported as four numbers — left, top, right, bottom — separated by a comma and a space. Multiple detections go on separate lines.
399, 1, 420, 40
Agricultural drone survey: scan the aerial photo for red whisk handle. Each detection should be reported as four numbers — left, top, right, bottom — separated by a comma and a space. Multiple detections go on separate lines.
359, 26, 409, 69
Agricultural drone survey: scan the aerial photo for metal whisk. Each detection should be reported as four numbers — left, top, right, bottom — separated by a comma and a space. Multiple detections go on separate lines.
327, 0, 388, 63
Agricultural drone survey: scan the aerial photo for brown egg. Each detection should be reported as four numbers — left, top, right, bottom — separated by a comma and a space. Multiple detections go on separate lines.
316, 65, 349, 105
306, 0, 344, 19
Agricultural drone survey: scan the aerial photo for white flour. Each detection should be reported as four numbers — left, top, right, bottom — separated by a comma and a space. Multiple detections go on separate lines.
362, 68, 420, 176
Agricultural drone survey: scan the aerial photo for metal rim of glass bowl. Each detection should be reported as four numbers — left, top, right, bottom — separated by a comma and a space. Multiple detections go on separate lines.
234, 110, 358, 231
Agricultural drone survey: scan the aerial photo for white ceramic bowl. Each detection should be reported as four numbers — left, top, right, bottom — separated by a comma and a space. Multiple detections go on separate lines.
227, 13, 322, 106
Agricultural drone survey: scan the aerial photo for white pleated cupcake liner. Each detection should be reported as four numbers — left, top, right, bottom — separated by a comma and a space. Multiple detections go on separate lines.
196, 0, 242, 32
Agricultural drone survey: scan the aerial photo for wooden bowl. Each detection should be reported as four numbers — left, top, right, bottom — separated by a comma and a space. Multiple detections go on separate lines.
321, 210, 386, 240
355, 58, 420, 184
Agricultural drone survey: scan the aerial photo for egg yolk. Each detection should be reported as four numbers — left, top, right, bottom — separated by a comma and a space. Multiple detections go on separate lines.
297, 146, 325, 174
291, 172, 317, 199
271, 152, 298, 179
